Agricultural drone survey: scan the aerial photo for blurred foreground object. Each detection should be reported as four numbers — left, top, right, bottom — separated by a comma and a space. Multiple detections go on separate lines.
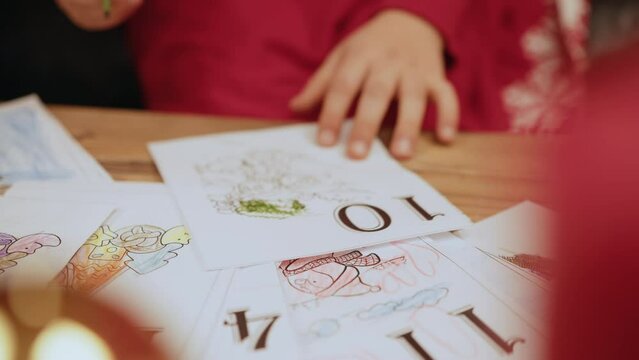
0, 287, 165, 360
552, 40, 639, 359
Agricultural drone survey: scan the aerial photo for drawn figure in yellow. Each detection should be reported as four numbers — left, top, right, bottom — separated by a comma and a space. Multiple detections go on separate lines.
55, 225, 191, 293
0, 232, 61, 274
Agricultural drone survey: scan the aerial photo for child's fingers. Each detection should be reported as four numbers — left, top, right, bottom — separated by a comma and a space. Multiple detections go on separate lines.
347, 64, 400, 159
289, 50, 341, 112
390, 73, 427, 159
316, 54, 369, 146
431, 81, 460, 144
56, 0, 142, 31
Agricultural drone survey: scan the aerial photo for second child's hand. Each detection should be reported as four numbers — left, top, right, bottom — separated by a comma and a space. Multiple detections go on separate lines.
290, 10, 460, 160
56, 0, 143, 31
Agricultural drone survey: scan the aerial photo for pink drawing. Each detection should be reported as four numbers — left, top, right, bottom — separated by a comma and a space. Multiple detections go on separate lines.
0, 232, 61, 274
280, 250, 382, 298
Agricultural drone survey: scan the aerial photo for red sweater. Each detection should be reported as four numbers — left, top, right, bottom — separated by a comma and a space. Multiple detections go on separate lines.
127, 0, 587, 131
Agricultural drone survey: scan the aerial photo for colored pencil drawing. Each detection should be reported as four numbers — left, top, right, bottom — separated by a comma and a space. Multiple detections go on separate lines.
301, 284, 449, 340
499, 253, 553, 280
279, 250, 382, 298
355, 285, 448, 320
195, 149, 367, 219
360, 242, 441, 294
280, 241, 441, 305
0, 106, 72, 184
55, 224, 190, 293
0, 232, 62, 274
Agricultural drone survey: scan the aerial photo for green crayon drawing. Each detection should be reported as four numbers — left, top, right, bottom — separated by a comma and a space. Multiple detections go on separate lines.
237, 199, 306, 218
196, 150, 366, 220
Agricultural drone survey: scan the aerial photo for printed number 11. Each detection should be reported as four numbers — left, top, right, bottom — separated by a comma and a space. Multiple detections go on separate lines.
392, 306, 525, 358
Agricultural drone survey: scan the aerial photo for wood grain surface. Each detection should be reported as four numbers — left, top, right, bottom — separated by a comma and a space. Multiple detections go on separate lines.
47, 105, 556, 222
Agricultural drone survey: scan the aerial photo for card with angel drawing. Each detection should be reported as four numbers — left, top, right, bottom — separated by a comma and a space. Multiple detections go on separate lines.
0, 197, 113, 288
149, 124, 470, 269
276, 236, 547, 359
6, 181, 221, 359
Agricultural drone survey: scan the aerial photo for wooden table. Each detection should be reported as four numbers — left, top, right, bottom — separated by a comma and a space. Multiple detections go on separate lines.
46, 105, 555, 222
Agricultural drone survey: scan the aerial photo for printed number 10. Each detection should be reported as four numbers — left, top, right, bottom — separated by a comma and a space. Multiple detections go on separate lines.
336, 196, 443, 232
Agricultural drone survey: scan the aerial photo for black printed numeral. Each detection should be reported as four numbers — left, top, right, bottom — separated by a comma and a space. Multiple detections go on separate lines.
224, 309, 280, 351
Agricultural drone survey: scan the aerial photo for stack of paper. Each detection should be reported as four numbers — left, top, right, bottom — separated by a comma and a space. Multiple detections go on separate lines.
1, 96, 553, 359
0, 95, 111, 185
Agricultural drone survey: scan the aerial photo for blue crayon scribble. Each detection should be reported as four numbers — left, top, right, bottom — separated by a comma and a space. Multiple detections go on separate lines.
356, 284, 449, 320
0, 106, 73, 184
308, 318, 340, 338
125, 243, 184, 275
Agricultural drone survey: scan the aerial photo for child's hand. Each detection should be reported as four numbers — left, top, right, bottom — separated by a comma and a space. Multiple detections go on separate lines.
55, 0, 143, 31
290, 9, 459, 159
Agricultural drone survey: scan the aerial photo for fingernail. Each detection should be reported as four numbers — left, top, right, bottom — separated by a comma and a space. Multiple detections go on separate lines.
318, 129, 336, 146
350, 141, 368, 158
394, 138, 413, 157
440, 127, 456, 142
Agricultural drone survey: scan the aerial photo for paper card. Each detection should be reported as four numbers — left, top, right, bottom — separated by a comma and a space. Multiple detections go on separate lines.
0, 197, 114, 288
456, 201, 556, 284
200, 265, 299, 360
428, 233, 549, 333
0, 95, 111, 185
277, 237, 546, 359
149, 124, 470, 269
6, 181, 220, 358
181, 269, 235, 360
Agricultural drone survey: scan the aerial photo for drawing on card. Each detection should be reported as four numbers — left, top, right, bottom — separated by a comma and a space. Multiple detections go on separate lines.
307, 318, 341, 338
279, 250, 382, 298
356, 285, 449, 321
300, 284, 448, 341
280, 241, 441, 304
279, 241, 451, 341
55, 224, 190, 293
195, 149, 367, 219
0, 232, 61, 274
0, 106, 72, 184
498, 253, 553, 280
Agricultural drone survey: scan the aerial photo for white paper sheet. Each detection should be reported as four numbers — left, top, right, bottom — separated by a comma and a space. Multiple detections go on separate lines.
0, 197, 114, 288
6, 182, 220, 358
0, 95, 112, 185
182, 269, 235, 360
277, 236, 546, 359
428, 233, 549, 333
149, 124, 470, 269
201, 265, 299, 360
456, 201, 555, 285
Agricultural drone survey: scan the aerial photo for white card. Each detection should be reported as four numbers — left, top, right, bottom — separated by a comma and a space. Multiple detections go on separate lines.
149, 124, 470, 269
0, 197, 114, 288
456, 201, 555, 284
181, 269, 235, 360
0, 95, 111, 185
277, 237, 546, 359
6, 181, 220, 358
429, 232, 549, 333
201, 264, 299, 360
